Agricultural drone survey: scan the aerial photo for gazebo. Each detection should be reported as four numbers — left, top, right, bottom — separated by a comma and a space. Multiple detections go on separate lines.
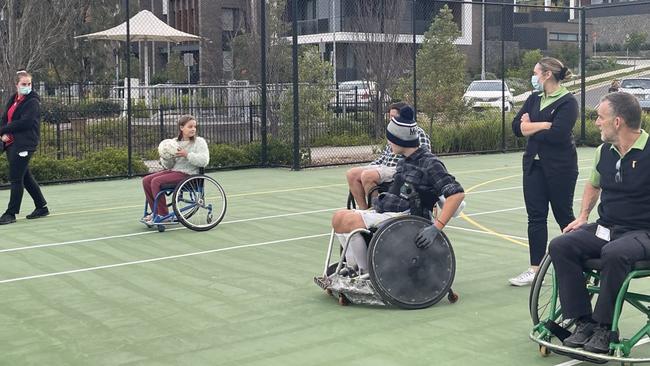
75, 9, 201, 86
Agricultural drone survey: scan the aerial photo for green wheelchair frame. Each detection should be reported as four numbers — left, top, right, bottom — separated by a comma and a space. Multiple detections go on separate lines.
529, 254, 650, 364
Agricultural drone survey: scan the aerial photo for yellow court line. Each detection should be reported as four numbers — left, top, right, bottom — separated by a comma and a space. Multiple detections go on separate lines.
460, 174, 529, 248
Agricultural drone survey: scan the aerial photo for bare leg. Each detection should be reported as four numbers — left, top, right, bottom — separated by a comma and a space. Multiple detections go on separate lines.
347, 167, 369, 210
360, 169, 381, 206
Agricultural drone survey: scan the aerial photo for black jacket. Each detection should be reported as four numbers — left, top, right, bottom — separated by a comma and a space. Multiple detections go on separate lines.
0, 91, 41, 152
512, 92, 579, 177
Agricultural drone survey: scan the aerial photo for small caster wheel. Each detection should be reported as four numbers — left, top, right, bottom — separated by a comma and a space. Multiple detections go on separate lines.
157, 225, 166, 232
325, 288, 333, 296
448, 291, 459, 303
539, 345, 551, 357
338, 294, 350, 306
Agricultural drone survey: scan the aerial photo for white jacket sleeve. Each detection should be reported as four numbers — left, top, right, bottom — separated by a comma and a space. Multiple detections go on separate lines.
187, 137, 210, 168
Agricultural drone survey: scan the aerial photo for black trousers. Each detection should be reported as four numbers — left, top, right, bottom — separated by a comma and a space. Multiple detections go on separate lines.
523, 161, 577, 266
549, 223, 650, 324
4, 145, 47, 215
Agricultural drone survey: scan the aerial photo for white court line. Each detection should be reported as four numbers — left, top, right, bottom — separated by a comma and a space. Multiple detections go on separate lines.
468, 178, 589, 195
0, 207, 340, 254
446, 225, 528, 241
0, 233, 331, 284
552, 337, 650, 366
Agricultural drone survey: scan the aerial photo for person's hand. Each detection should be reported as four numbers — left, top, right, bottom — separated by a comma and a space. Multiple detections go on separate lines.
0, 134, 8, 142
563, 216, 587, 233
521, 113, 531, 124
415, 224, 441, 249
175, 148, 188, 158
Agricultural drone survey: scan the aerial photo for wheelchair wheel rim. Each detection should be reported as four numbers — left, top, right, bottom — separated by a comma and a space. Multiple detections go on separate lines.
172, 174, 227, 231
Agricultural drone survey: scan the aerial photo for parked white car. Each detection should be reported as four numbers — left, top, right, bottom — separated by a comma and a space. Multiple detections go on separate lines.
329, 80, 390, 112
463, 80, 514, 112
618, 78, 650, 111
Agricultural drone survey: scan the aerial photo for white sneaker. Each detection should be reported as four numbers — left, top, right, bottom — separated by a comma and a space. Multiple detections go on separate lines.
509, 268, 536, 286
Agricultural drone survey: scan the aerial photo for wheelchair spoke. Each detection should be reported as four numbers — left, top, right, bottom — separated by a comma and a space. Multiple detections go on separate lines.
172, 175, 227, 231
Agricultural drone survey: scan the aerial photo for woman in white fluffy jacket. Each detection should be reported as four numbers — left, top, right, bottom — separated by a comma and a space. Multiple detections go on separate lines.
142, 115, 209, 223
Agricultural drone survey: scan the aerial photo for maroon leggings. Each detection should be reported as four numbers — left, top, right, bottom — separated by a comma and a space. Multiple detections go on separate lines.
142, 170, 189, 216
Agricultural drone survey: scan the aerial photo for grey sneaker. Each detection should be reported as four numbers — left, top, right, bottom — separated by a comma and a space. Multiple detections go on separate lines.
509, 268, 536, 286
563, 319, 597, 348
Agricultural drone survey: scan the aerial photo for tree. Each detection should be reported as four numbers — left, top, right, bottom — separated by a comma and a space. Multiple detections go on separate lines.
0, 0, 89, 98
232, 0, 291, 137
394, 5, 466, 120
280, 46, 334, 145
625, 32, 648, 54
507, 49, 543, 80
349, 0, 412, 136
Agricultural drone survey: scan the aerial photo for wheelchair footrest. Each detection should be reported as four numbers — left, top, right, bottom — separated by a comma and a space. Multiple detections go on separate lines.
530, 331, 650, 363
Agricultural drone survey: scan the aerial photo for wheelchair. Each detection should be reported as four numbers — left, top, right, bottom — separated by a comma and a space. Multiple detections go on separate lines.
347, 181, 392, 210
529, 254, 650, 364
314, 214, 459, 309
141, 168, 227, 232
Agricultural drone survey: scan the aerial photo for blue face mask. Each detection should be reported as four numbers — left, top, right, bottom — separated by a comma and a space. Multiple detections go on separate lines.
18, 86, 32, 95
531, 75, 543, 92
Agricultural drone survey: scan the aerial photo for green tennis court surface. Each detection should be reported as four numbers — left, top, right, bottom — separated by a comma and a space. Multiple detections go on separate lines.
2, 147, 649, 365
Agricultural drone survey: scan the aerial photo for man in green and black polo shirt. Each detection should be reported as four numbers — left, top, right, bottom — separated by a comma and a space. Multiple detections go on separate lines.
548, 92, 650, 354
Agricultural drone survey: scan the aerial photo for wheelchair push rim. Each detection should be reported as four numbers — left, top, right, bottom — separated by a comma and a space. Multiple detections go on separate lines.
172, 174, 227, 231
367, 215, 456, 309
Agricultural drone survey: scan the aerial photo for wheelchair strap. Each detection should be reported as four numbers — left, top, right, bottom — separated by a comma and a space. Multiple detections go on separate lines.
544, 320, 571, 341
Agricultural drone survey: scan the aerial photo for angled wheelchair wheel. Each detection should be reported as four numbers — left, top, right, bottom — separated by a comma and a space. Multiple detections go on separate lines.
529, 255, 599, 327
172, 174, 227, 232
367, 216, 456, 309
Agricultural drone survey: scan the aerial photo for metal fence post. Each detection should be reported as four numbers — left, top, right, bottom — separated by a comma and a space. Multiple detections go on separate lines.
249, 102, 254, 143
56, 122, 62, 160
580, 6, 587, 143
501, 4, 506, 153
412, 0, 417, 117
291, 0, 300, 170
260, 0, 268, 166
159, 104, 164, 141
126, 0, 133, 177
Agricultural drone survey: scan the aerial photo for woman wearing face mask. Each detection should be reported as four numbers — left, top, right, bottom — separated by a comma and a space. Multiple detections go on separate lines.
510, 57, 579, 286
0, 70, 49, 225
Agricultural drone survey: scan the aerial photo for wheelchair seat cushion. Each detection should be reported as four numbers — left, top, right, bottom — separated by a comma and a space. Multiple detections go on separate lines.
160, 182, 177, 190
583, 258, 650, 271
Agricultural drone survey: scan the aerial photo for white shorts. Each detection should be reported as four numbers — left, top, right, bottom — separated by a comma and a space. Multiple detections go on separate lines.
358, 209, 408, 229
362, 165, 396, 184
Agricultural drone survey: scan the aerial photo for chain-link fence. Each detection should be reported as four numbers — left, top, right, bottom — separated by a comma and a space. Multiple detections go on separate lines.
2, 0, 650, 185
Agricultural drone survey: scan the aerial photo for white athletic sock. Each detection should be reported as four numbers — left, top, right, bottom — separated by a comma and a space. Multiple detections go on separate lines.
348, 233, 368, 272
336, 233, 356, 266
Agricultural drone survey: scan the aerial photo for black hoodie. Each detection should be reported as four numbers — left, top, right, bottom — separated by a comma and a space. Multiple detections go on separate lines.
0, 91, 41, 152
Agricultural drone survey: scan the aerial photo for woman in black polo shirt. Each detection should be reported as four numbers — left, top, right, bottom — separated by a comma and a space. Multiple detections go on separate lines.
510, 57, 579, 286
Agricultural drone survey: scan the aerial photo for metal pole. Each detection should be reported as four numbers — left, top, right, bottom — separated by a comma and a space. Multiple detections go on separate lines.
292, 0, 300, 170
580, 7, 586, 143
260, 0, 268, 166
126, 0, 133, 176
501, 4, 506, 152
249, 102, 254, 143
331, 0, 337, 85
159, 104, 164, 141
481, 0, 486, 80
412, 0, 417, 116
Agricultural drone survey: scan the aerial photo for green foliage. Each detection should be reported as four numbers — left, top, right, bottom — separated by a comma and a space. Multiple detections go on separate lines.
549, 44, 579, 69
0, 148, 147, 184
206, 140, 308, 168
576, 109, 650, 147
394, 5, 467, 119
625, 32, 648, 54
506, 49, 543, 80
41, 99, 121, 123
151, 52, 187, 84
279, 46, 334, 144
424, 111, 526, 153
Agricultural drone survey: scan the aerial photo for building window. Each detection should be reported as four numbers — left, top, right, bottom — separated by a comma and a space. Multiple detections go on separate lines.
222, 8, 235, 32
549, 32, 578, 42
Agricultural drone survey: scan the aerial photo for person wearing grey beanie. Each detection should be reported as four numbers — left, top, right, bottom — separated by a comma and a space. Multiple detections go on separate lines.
330, 105, 465, 276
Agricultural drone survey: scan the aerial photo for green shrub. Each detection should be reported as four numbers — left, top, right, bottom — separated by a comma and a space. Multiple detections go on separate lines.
41, 99, 69, 124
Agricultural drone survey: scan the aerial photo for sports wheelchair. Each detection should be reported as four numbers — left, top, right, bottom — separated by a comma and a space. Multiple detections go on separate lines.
346, 181, 392, 210
529, 254, 650, 364
314, 214, 459, 309
141, 168, 227, 232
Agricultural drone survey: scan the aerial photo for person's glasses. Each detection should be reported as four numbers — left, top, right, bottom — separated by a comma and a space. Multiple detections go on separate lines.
615, 159, 622, 183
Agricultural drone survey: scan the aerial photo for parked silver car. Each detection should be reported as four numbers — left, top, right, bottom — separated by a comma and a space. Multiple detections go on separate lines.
618, 78, 650, 111
463, 80, 514, 112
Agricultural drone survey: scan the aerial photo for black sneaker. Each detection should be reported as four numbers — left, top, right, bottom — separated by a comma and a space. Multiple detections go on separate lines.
26, 207, 49, 219
584, 326, 616, 354
563, 319, 597, 348
0, 213, 16, 225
